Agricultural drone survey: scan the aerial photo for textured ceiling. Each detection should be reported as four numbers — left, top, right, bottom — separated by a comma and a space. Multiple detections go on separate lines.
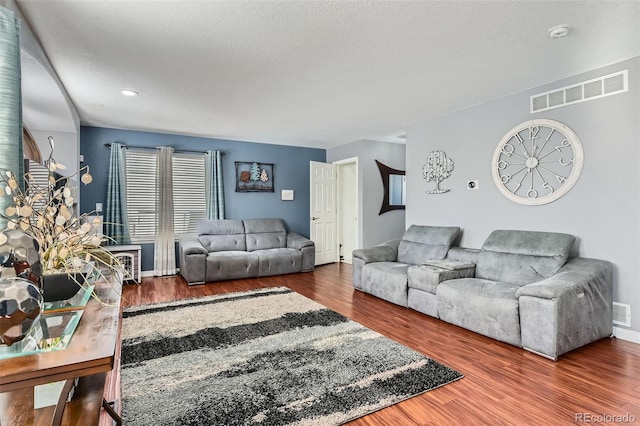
16, 1, 640, 149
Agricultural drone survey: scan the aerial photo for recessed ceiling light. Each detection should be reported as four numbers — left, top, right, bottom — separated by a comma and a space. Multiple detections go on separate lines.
121, 89, 139, 96
548, 24, 571, 39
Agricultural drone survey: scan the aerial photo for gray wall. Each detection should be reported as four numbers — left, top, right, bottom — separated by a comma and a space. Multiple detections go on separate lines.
406, 57, 639, 335
327, 139, 406, 248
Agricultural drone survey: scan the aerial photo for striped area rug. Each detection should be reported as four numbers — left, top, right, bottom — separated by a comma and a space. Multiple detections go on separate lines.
120, 287, 463, 425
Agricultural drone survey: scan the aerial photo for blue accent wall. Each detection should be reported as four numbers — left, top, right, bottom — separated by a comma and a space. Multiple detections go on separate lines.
80, 126, 325, 272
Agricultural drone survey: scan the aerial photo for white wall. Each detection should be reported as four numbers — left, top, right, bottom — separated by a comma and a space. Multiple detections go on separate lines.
327, 140, 406, 248
30, 130, 80, 176
406, 57, 640, 337
337, 161, 358, 262
1, 0, 81, 200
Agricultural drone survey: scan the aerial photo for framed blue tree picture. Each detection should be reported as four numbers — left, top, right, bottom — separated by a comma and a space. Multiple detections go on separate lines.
235, 162, 274, 192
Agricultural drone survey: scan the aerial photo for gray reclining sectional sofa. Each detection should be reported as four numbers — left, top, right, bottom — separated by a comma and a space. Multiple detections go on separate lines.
179, 218, 315, 284
353, 226, 613, 360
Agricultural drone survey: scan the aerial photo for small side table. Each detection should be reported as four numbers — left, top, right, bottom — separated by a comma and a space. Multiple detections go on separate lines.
107, 245, 142, 284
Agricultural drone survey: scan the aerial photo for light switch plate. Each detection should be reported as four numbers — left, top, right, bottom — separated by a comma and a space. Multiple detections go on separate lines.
281, 190, 294, 201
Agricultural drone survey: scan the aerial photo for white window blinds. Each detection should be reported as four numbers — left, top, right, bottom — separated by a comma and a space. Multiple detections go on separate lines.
125, 149, 157, 242
172, 153, 206, 236
125, 149, 206, 243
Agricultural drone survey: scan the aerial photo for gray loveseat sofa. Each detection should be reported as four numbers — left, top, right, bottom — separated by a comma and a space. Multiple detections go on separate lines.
179, 218, 315, 284
353, 228, 613, 360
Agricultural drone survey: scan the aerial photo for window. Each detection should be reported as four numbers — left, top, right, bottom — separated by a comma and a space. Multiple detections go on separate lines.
125, 149, 206, 243
25, 159, 53, 212
125, 150, 157, 242
172, 153, 206, 236
25, 159, 76, 214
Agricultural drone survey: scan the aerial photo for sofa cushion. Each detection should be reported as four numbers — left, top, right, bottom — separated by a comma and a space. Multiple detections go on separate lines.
397, 225, 460, 265
244, 219, 287, 251
476, 230, 575, 286
437, 278, 522, 347
205, 251, 258, 281
198, 219, 246, 252
254, 248, 303, 276
361, 262, 410, 307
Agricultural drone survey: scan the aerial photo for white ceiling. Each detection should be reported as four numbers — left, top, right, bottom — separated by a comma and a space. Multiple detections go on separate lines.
16, 1, 640, 149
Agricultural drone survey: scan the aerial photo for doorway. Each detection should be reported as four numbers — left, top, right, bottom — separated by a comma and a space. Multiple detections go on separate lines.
309, 158, 360, 265
335, 159, 358, 263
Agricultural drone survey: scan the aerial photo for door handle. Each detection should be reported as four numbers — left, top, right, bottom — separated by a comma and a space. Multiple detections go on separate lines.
311, 217, 320, 220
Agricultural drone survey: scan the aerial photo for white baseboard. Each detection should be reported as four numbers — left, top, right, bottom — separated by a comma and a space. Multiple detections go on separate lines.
613, 326, 640, 344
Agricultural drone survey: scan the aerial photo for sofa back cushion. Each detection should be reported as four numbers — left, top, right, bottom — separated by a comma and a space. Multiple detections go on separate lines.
197, 219, 247, 252
476, 230, 575, 285
397, 225, 460, 265
244, 219, 287, 251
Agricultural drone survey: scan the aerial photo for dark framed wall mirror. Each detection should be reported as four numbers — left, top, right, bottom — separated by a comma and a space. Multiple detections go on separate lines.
375, 160, 406, 215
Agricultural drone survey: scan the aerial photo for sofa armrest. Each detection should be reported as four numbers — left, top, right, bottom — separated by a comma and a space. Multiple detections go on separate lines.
516, 258, 613, 300
516, 272, 596, 300
352, 239, 400, 264
286, 233, 315, 272
178, 235, 208, 284
287, 232, 314, 250
179, 235, 208, 255
516, 257, 613, 359
351, 239, 400, 291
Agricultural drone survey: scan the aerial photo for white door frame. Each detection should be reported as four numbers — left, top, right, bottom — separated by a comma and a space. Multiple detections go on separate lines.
334, 157, 362, 261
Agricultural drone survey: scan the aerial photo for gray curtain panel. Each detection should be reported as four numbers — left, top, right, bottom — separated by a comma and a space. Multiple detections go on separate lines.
0, 7, 23, 229
105, 142, 132, 245
205, 150, 225, 220
154, 146, 176, 276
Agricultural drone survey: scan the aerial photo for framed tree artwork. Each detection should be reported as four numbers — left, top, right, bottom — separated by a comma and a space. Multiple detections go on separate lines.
235, 161, 274, 192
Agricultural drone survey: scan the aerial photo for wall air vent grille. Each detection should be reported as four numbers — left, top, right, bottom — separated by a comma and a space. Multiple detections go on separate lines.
612, 302, 631, 327
531, 70, 628, 113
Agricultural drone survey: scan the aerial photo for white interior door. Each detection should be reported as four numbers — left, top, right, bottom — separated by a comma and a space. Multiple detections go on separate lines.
310, 161, 337, 265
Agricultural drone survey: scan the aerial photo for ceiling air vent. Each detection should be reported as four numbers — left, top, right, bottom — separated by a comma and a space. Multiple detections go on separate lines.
531, 70, 628, 113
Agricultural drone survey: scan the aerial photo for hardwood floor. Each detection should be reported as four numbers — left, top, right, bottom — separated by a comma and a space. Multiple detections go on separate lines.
114, 263, 640, 425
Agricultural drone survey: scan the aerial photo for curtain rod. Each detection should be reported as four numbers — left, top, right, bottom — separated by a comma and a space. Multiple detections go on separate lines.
103, 143, 224, 155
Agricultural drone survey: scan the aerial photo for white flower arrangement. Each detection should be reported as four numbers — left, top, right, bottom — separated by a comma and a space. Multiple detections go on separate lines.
0, 136, 123, 289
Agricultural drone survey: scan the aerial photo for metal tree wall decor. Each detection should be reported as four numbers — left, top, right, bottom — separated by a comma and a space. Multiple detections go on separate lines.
235, 161, 274, 192
422, 150, 454, 194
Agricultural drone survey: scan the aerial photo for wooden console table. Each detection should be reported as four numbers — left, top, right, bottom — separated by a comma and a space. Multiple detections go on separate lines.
0, 277, 122, 425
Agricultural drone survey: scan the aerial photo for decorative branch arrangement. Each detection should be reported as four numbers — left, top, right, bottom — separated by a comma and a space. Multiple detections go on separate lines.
0, 136, 123, 291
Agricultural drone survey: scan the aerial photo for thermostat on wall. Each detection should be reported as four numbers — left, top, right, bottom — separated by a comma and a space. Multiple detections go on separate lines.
281, 189, 294, 201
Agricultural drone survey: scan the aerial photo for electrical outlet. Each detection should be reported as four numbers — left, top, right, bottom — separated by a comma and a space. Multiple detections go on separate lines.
96, 203, 103, 213
467, 180, 479, 190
